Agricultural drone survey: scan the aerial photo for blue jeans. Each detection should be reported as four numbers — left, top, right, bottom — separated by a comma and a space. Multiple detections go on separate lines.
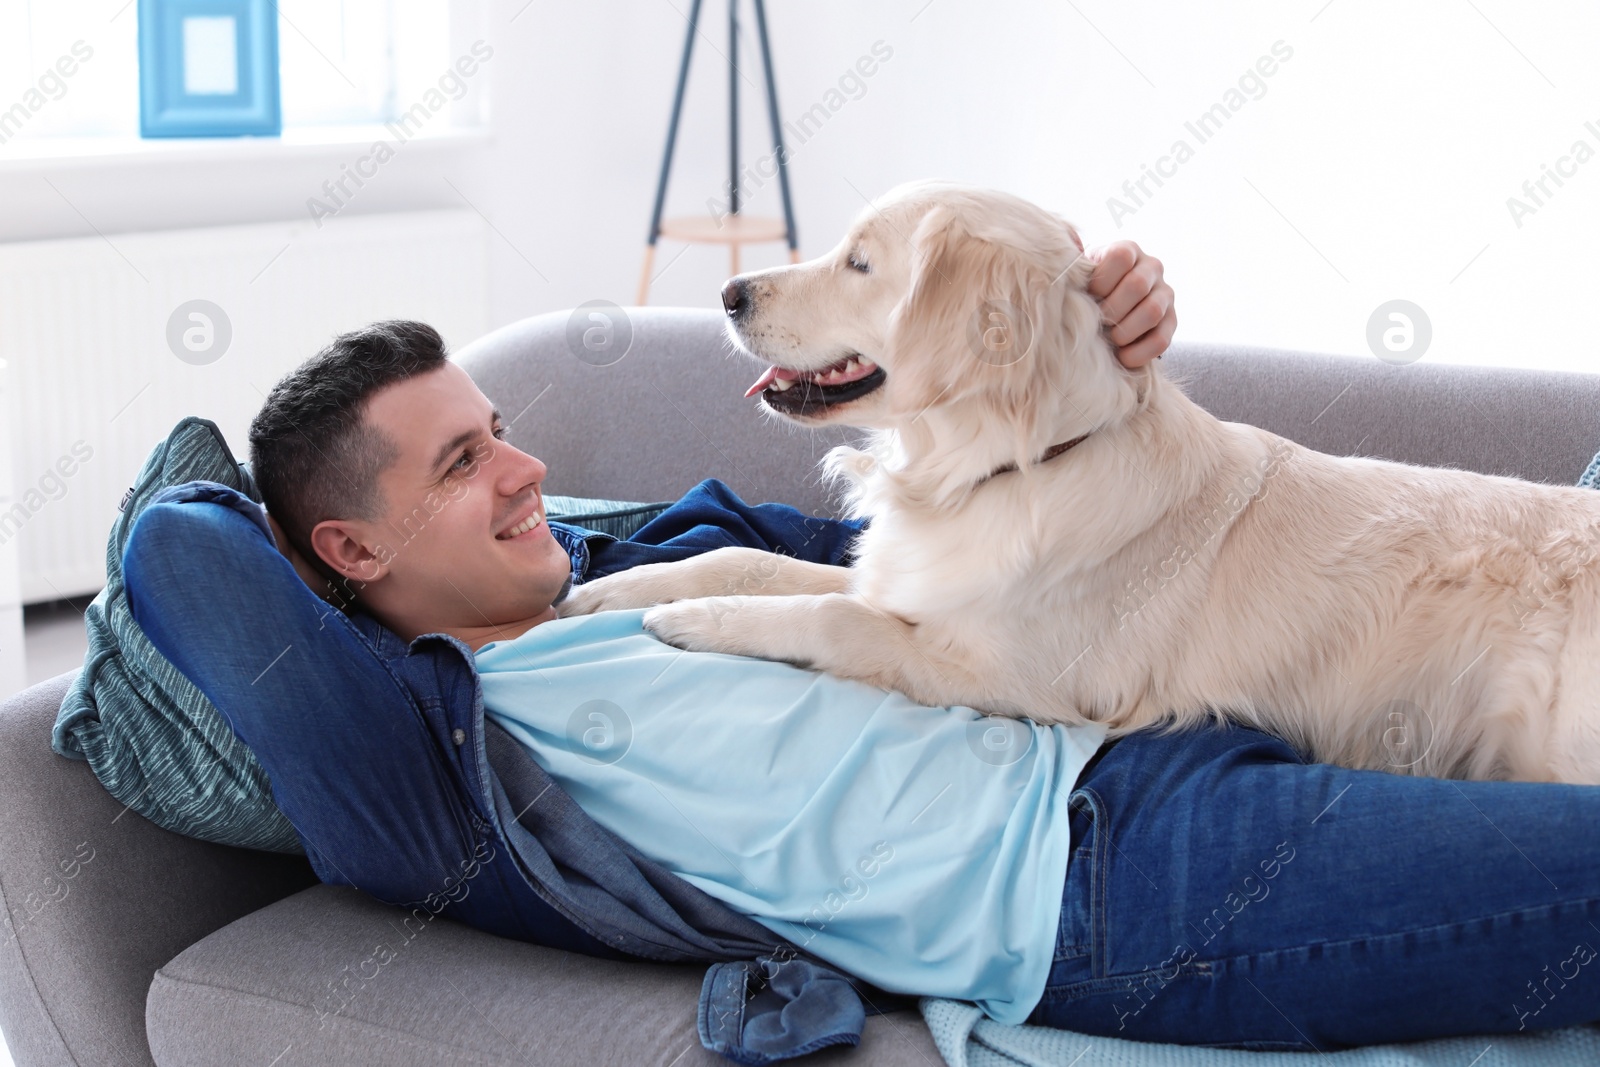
1033, 723, 1600, 1048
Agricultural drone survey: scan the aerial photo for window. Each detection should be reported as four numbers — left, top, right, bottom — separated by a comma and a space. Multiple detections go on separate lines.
0, 0, 454, 144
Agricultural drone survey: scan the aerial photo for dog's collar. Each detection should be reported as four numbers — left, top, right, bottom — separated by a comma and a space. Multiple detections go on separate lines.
978, 433, 1092, 485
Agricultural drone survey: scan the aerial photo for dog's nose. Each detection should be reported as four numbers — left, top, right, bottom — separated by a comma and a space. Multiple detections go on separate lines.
721, 277, 747, 318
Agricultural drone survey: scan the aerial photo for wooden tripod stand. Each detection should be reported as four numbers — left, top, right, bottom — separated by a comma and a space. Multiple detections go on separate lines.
637, 0, 800, 305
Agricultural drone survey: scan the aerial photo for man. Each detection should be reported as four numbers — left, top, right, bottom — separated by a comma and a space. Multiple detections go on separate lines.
126, 247, 1600, 1058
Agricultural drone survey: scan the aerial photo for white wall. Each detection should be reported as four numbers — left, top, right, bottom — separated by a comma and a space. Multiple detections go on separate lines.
3, 0, 1597, 374
463, 0, 1599, 374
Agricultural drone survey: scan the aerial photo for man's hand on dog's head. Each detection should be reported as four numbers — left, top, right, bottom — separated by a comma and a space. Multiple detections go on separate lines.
1086, 241, 1176, 369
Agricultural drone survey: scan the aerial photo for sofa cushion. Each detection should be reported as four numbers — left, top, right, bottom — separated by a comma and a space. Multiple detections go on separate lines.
542, 494, 674, 539
51, 417, 303, 854
146, 884, 941, 1067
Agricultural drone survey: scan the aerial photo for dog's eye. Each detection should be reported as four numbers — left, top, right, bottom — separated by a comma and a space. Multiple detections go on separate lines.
846, 251, 870, 274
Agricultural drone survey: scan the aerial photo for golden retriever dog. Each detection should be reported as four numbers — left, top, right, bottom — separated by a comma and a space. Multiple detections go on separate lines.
560, 180, 1600, 783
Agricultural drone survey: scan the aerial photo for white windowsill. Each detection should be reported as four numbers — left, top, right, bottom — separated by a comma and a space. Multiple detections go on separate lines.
0, 124, 491, 174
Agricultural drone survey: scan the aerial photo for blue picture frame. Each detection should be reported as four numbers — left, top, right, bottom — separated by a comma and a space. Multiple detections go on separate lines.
138, 0, 280, 138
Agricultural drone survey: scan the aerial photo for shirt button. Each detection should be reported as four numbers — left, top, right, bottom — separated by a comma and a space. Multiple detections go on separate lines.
451, 729, 466, 746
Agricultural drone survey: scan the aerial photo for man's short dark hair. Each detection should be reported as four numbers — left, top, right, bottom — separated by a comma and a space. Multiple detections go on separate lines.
249, 320, 449, 580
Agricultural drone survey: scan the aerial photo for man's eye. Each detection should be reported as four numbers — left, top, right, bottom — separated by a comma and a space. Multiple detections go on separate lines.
492, 424, 508, 441
451, 450, 475, 472
847, 252, 870, 274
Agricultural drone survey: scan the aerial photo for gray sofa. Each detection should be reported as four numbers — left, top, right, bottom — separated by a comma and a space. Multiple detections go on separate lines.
2, 306, 1598, 1067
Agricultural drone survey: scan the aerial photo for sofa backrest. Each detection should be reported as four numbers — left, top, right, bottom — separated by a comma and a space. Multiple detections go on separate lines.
458, 309, 1600, 516
1163, 341, 1600, 488
459, 308, 862, 518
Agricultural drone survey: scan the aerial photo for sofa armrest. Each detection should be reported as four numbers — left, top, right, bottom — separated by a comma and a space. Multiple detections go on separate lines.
0, 671, 317, 1067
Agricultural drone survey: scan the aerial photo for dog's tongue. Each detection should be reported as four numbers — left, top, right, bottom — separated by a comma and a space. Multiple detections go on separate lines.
744, 365, 801, 398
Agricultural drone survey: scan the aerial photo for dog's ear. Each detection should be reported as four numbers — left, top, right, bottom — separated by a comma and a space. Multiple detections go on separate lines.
887, 205, 1024, 417
887, 205, 1098, 445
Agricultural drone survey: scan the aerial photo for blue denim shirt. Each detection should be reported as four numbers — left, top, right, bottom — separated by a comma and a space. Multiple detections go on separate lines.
125, 478, 902, 1065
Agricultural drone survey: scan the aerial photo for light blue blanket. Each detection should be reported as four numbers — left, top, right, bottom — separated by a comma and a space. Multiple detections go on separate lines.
920, 998, 1600, 1067
917, 454, 1600, 1066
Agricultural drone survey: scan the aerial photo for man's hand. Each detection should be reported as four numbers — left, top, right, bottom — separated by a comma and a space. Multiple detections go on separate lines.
1086, 241, 1176, 368
266, 511, 333, 597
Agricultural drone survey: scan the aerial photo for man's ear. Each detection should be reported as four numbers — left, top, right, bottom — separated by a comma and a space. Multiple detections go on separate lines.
310, 518, 392, 584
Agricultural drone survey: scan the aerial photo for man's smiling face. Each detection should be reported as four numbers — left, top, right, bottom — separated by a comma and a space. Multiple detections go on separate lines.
308, 360, 571, 646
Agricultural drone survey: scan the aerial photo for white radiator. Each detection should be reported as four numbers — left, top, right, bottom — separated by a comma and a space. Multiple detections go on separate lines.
0, 349, 23, 697
0, 209, 489, 604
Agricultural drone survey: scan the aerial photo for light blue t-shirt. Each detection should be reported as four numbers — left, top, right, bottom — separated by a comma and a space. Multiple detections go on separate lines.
475, 608, 1106, 1024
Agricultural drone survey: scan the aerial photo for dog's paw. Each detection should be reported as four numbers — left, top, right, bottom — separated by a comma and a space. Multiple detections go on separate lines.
642, 599, 747, 655
553, 582, 609, 618
557, 571, 670, 617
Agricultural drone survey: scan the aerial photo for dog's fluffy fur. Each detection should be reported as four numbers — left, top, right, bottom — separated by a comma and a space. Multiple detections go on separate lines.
561, 181, 1600, 783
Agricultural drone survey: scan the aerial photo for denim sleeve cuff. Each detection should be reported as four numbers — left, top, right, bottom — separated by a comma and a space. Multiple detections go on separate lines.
548, 520, 613, 586
698, 958, 864, 1065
